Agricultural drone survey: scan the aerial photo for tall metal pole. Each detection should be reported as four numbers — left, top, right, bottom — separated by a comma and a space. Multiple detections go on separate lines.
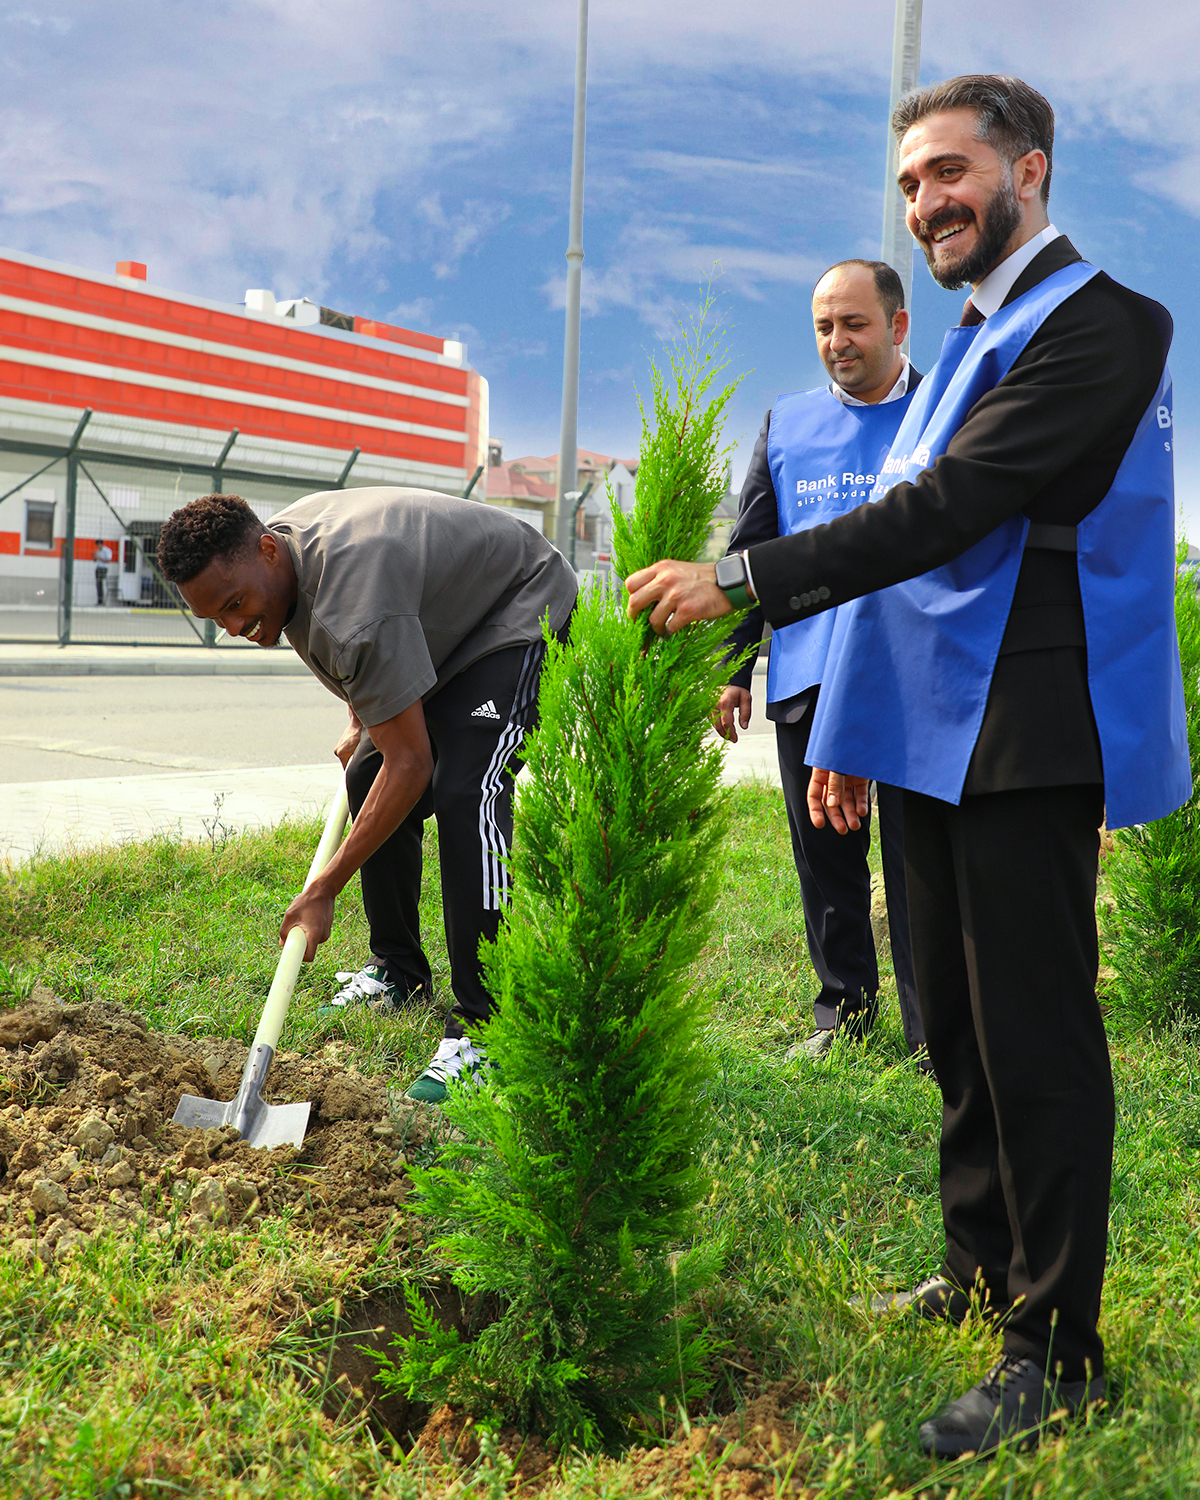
57, 408, 92, 647
555, 0, 589, 557
880, 0, 922, 353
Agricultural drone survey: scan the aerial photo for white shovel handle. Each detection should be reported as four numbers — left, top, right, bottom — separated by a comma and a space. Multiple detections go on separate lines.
252, 780, 351, 1054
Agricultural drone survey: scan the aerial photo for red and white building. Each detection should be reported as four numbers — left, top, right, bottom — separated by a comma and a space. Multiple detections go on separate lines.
0, 248, 488, 626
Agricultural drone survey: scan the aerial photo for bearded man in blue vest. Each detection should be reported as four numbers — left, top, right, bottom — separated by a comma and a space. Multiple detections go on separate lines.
626, 74, 1188, 1457
718, 259, 926, 1064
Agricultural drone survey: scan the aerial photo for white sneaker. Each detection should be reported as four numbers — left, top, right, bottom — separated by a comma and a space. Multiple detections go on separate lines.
405, 1036, 489, 1104
319, 963, 432, 1018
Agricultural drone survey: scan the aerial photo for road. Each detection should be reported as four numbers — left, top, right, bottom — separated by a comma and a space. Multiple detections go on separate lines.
0, 668, 779, 862
0, 675, 347, 782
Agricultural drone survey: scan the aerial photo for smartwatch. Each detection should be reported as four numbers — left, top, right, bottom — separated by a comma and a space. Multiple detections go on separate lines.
715, 552, 754, 611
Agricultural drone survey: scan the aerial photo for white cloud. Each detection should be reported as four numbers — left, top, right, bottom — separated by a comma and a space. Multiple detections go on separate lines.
416, 194, 513, 280
385, 295, 437, 328
543, 218, 824, 332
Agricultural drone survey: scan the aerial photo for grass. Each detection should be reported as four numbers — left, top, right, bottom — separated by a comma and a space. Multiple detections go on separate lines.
3, 783, 1200, 1496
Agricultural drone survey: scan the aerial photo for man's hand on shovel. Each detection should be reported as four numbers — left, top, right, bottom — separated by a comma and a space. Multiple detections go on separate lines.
281, 883, 336, 961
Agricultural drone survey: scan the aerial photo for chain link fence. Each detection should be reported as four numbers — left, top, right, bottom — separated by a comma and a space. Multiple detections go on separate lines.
0, 445, 319, 647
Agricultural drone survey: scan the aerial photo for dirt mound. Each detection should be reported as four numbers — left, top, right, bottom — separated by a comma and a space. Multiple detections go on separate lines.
0, 995, 820, 1475
0, 991, 434, 1267
401, 1379, 817, 1496
622, 1379, 816, 1498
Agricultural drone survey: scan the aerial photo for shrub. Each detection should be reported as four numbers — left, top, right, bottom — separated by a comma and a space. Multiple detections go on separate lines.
378, 300, 742, 1453
1103, 541, 1200, 1027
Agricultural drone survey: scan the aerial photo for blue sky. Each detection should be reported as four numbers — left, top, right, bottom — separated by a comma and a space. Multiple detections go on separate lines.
1, 0, 1198, 525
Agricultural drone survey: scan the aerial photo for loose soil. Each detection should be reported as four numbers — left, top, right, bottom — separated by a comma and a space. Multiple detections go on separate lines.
412, 1378, 819, 1496
0, 990, 446, 1439
0, 990, 432, 1262
0, 993, 822, 1488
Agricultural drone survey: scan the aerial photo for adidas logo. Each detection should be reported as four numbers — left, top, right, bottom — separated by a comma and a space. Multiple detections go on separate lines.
471, 699, 501, 719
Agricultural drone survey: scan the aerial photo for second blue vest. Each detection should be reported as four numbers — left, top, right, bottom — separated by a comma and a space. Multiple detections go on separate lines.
766, 385, 917, 702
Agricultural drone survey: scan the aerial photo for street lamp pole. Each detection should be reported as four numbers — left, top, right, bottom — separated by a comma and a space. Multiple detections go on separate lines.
880, 0, 922, 353
555, 0, 589, 555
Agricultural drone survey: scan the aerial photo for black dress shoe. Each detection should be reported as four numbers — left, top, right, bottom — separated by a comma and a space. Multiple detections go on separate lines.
920, 1354, 1106, 1458
869, 1274, 973, 1323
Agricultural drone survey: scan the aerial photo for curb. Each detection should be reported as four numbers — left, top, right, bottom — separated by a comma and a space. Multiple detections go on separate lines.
0, 654, 308, 678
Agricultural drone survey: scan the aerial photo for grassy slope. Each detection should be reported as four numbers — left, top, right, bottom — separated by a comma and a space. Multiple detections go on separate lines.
2, 785, 1200, 1497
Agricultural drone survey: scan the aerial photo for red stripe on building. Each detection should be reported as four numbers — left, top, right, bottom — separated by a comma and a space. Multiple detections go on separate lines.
0, 257, 468, 397
0, 362, 467, 469
0, 313, 466, 433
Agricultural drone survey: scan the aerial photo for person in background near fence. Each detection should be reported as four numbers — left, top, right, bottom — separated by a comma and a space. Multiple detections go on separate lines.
94, 540, 112, 606
718, 258, 926, 1065
157, 488, 577, 1104
626, 75, 1188, 1457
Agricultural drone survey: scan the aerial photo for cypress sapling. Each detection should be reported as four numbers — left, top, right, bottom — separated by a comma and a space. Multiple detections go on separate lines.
380, 297, 744, 1453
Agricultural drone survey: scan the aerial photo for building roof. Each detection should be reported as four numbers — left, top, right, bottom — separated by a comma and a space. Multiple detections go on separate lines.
0, 245, 483, 485
486, 461, 557, 501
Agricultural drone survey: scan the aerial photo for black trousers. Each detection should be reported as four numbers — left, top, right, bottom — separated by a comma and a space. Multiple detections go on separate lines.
904, 783, 1111, 1380
775, 692, 923, 1049
345, 640, 546, 1040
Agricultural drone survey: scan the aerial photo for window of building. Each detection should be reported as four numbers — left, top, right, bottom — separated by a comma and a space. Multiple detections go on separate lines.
24, 500, 55, 549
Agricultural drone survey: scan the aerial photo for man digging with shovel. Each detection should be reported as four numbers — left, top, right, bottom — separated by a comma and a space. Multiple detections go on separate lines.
158, 487, 577, 1104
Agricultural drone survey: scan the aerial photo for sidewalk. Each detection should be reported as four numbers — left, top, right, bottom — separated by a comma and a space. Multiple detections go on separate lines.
1, 740, 780, 864
0, 654, 778, 863
0, 641, 308, 677
0, 763, 343, 863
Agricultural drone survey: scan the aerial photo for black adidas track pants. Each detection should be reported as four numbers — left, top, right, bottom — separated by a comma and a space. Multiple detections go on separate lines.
345, 638, 548, 1038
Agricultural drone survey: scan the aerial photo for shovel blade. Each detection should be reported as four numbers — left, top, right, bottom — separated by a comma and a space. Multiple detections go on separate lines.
173, 1093, 231, 1131
241, 1100, 311, 1150
172, 1092, 311, 1150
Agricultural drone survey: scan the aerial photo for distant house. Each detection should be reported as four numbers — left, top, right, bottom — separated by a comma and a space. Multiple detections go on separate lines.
480, 458, 558, 535
481, 441, 733, 573
482, 443, 638, 567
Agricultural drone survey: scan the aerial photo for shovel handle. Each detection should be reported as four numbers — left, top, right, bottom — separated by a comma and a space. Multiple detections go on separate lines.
252, 781, 351, 1054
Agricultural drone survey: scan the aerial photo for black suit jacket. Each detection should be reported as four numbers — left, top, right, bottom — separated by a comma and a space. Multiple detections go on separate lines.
745, 236, 1172, 792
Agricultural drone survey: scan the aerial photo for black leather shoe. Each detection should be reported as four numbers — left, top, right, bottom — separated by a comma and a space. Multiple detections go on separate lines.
869, 1274, 973, 1323
920, 1354, 1106, 1458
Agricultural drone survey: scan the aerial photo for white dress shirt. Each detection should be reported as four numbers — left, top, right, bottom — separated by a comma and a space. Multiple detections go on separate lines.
970, 223, 1061, 319
831, 354, 911, 407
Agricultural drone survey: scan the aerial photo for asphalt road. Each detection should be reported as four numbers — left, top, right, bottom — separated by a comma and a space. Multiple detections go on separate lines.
0, 674, 348, 783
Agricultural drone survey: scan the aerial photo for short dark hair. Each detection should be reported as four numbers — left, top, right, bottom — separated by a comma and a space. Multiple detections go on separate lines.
157, 494, 266, 584
892, 75, 1054, 204
814, 259, 906, 323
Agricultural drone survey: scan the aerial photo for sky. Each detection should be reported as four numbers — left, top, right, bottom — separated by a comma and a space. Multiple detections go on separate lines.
1, 0, 1198, 526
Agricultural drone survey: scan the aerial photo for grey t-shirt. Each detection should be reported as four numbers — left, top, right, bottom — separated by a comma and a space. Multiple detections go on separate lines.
270, 486, 577, 726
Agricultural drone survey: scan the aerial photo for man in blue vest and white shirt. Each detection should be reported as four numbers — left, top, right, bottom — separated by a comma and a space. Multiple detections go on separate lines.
627, 75, 1188, 1456
718, 259, 926, 1064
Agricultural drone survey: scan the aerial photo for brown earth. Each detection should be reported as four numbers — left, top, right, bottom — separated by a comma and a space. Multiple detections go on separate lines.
0, 990, 448, 1439
0, 994, 820, 1485
406, 1378, 821, 1496
619, 1379, 818, 1498
0, 990, 434, 1266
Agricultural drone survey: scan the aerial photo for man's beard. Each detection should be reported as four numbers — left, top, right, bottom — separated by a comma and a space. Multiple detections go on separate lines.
918, 175, 1023, 290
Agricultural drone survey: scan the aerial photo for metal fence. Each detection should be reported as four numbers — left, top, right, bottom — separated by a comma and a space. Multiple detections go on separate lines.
0, 418, 359, 647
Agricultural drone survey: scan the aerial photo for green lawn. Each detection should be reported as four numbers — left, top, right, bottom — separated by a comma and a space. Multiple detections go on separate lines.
2, 784, 1199, 1497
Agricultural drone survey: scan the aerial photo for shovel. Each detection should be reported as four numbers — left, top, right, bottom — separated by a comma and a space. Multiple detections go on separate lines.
173, 779, 351, 1150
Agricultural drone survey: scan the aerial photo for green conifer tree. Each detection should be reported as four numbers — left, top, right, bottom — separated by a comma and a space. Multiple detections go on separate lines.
1104, 541, 1200, 1025
381, 299, 743, 1453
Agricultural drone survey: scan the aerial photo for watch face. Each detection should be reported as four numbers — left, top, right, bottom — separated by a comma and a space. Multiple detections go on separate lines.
715, 555, 745, 590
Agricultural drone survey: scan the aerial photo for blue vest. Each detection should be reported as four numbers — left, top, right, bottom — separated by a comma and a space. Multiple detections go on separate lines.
808, 261, 1190, 830
766, 386, 917, 702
